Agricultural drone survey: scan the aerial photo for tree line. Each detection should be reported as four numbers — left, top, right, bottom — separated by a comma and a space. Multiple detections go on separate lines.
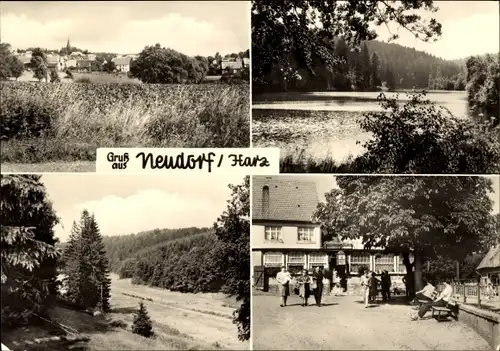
253, 35, 464, 93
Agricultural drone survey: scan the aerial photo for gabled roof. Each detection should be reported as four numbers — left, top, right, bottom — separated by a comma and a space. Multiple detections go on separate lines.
221, 60, 243, 70
18, 56, 31, 64
252, 176, 319, 223
477, 246, 500, 271
112, 57, 132, 65
46, 55, 60, 63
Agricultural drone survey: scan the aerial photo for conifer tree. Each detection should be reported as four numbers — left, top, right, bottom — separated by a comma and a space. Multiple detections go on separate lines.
132, 301, 153, 337
1, 175, 60, 326
370, 52, 381, 89
62, 210, 111, 311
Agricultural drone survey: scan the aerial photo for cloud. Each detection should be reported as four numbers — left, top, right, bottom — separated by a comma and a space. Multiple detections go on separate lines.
0, 11, 247, 55
54, 187, 226, 242
377, 11, 499, 60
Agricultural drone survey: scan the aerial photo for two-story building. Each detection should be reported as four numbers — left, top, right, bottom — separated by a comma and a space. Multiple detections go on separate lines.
252, 176, 411, 294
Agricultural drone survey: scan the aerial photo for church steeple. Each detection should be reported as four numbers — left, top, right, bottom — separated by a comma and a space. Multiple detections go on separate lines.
66, 37, 71, 54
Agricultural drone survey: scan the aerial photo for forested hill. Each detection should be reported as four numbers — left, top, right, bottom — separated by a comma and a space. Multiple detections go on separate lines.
364, 40, 464, 90
102, 227, 209, 272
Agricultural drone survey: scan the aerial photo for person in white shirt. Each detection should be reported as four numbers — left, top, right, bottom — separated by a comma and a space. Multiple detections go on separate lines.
360, 270, 371, 308
414, 278, 436, 303
411, 279, 453, 320
276, 266, 292, 307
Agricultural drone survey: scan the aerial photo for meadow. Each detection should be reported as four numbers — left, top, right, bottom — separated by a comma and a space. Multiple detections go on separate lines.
0, 81, 249, 167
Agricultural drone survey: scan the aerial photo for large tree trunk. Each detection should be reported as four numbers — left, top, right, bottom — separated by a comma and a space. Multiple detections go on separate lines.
414, 253, 423, 291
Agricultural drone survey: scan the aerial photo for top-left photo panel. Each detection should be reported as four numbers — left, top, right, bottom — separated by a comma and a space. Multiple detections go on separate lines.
0, 1, 251, 173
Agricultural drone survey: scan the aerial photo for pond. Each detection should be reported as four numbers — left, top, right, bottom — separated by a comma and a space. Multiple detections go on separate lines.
252, 90, 469, 162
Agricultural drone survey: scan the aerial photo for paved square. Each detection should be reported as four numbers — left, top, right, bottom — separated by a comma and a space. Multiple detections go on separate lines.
252, 293, 491, 350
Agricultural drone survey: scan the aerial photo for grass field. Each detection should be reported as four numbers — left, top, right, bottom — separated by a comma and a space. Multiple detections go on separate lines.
0, 80, 249, 167
2, 274, 248, 350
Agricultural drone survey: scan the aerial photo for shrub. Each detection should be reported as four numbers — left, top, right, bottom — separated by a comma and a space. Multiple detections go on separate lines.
132, 301, 153, 338
75, 77, 91, 84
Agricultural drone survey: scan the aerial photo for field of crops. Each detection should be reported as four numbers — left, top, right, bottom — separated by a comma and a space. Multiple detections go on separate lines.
0, 81, 250, 164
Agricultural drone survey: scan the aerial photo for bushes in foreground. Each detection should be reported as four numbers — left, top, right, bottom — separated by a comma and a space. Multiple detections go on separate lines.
281, 92, 500, 174
0, 82, 250, 162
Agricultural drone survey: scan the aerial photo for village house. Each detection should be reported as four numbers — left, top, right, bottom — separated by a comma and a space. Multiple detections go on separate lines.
252, 176, 410, 294
221, 58, 243, 74
46, 54, 64, 71
76, 59, 92, 72
242, 57, 250, 68
111, 56, 132, 73
477, 246, 500, 287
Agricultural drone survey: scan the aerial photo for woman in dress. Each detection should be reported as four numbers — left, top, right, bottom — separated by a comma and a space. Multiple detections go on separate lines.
296, 269, 312, 306
276, 266, 291, 307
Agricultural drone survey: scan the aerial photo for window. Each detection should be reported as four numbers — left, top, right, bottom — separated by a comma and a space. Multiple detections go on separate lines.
298, 227, 314, 242
349, 253, 371, 274
265, 226, 282, 241
287, 252, 306, 274
263, 252, 284, 267
308, 253, 327, 269
374, 254, 395, 273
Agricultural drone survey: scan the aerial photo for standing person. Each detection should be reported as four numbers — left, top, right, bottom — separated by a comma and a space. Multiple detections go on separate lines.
332, 269, 340, 296
411, 279, 453, 321
360, 270, 371, 307
297, 269, 312, 306
381, 270, 391, 302
370, 272, 380, 303
312, 266, 324, 307
276, 266, 291, 307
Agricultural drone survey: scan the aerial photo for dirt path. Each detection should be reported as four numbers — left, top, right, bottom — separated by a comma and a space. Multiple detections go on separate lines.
108, 275, 248, 350
253, 294, 491, 350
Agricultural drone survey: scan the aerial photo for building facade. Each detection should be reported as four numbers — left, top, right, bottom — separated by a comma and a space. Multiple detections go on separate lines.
252, 176, 411, 293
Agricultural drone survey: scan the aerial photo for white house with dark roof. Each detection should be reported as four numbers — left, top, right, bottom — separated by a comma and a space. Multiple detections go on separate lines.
252, 176, 411, 293
111, 56, 132, 73
477, 246, 500, 286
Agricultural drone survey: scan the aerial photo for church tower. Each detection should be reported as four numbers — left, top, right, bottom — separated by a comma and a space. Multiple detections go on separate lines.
66, 37, 71, 54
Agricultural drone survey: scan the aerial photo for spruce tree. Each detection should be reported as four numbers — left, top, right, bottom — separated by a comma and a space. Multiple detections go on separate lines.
62, 210, 111, 312
370, 52, 381, 89
1, 175, 60, 326
132, 301, 153, 337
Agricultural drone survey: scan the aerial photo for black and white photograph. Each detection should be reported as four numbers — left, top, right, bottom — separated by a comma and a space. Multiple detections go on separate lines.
251, 0, 500, 174
1, 174, 250, 350
251, 175, 500, 350
0, 1, 250, 173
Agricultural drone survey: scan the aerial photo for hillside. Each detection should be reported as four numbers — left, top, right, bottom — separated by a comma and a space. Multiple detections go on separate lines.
365, 40, 464, 89
102, 227, 209, 272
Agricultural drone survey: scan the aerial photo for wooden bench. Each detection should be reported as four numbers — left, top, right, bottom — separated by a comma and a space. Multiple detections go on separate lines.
431, 306, 452, 322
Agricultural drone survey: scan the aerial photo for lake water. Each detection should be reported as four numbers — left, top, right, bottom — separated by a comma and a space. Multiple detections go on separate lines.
252, 90, 469, 161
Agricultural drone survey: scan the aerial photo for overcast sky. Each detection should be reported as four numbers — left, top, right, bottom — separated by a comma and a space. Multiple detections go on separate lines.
40, 174, 243, 242
274, 175, 500, 214
375, 1, 499, 60
0, 1, 250, 56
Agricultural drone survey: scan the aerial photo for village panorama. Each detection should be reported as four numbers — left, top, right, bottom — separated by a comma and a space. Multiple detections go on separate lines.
0, 0, 251, 172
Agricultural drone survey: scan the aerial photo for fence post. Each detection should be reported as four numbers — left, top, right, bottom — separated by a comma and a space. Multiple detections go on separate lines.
463, 282, 467, 304
477, 277, 481, 307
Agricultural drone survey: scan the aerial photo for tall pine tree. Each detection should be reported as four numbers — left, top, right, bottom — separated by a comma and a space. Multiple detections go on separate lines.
360, 42, 372, 90
370, 52, 381, 90
63, 210, 111, 312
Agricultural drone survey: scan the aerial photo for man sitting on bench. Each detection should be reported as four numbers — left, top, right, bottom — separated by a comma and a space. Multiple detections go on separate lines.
413, 278, 436, 304
411, 279, 453, 321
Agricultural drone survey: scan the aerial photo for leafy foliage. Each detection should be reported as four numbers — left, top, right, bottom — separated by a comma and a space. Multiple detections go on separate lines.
351, 92, 500, 174
466, 54, 499, 127
1, 175, 60, 326
212, 176, 250, 341
252, 0, 442, 92
0, 43, 25, 81
130, 44, 209, 84
49, 69, 60, 83
314, 175, 497, 288
132, 301, 153, 338
62, 210, 111, 312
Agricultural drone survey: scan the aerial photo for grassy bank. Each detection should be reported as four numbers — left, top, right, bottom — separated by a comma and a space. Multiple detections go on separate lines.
0, 81, 249, 163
